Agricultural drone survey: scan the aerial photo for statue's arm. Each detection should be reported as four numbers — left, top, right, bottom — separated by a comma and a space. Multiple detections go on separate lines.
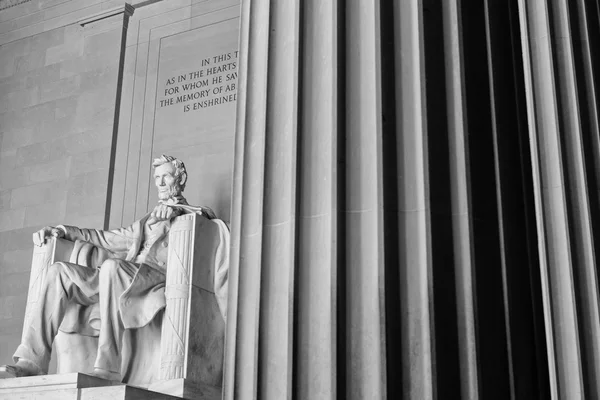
56, 224, 135, 254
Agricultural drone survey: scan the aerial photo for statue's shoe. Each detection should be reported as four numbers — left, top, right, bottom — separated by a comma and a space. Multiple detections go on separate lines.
91, 368, 121, 382
0, 362, 43, 378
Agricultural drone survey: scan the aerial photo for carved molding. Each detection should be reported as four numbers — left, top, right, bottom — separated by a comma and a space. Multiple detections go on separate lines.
0, 0, 30, 11
78, 3, 134, 26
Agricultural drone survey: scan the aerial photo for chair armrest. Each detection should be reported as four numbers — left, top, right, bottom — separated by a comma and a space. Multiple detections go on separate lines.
22, 238, 75, 341
157, 213, 225, 388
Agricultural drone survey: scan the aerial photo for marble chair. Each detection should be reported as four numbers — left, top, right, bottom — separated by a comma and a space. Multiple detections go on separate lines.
22, 213, 226, 399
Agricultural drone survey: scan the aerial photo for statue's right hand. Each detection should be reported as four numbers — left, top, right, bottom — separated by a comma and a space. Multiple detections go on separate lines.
32, 226, 64, 247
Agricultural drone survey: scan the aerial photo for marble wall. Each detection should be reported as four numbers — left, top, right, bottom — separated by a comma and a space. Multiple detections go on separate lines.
109, 0, 239, 228
0, 0, 239, 371
0, 0, 127, 369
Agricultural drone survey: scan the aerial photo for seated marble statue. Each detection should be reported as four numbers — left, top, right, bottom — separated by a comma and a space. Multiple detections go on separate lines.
0, 155, 227, 382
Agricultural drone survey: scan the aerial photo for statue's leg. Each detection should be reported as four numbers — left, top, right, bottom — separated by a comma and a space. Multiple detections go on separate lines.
13, 262, 99, 374
94, 259, 138, 379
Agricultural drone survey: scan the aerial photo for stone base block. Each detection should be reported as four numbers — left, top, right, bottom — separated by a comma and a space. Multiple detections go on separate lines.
149, 378, 221, 400
0, 372, 114, 391
0, 373, 180, 400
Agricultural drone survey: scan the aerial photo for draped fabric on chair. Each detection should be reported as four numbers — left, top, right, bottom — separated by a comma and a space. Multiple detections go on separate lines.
223, 0, 600, 399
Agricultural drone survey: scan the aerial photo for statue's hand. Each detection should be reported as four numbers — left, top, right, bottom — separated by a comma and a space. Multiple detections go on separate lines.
151, 204, 182, 223
32, 226, 65, 247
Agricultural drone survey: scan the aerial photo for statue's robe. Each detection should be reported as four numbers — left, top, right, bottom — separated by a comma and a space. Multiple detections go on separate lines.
55, 210, 229, 337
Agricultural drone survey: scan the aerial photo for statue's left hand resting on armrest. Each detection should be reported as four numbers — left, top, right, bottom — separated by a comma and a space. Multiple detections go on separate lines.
0, 155, 222, 382
32, 226, 65, 247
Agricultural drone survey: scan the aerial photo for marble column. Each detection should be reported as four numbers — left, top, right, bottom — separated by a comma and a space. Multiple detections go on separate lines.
225, 0, 600, 399
518, 0, 600, 398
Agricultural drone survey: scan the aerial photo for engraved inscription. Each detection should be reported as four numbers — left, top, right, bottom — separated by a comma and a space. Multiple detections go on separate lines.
158, 51, 239, 113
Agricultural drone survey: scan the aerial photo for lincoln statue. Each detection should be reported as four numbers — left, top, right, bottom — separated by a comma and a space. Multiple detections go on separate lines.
0, 155, 228, 382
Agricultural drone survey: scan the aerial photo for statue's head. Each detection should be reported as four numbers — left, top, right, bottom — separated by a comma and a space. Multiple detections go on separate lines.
152, 154, 187, 201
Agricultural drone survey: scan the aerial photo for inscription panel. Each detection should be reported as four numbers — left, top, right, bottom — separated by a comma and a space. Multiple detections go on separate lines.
152, 18, 238, 221
110, 1, 240, 228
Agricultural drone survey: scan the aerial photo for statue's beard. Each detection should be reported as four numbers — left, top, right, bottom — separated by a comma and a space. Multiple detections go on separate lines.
158, 185, 181, 201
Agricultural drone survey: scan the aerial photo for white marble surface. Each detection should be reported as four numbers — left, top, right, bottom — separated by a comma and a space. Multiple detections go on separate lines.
150, 378, 221, 400
0, 0, 30, 11
0, 372, 114, 390
0, 373, 180, 399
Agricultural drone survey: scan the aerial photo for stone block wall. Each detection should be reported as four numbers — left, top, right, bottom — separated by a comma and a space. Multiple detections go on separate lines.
0, 0, 239, 373
0, 0, 239, 376
0, 0, 129, 368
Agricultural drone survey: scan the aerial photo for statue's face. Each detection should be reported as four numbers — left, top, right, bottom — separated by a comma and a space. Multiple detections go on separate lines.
154, 162, 180, 200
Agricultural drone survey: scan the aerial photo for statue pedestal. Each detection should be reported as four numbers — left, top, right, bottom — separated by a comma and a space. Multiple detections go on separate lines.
0, 373, 180, 399
150, 378, 221, 400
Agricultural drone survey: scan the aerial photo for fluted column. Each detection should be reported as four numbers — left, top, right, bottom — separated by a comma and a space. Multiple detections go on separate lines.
225, 0, 387, 398
344, 0, 386, 398
392, 0, 435, 398
225, 0, 600, 399
517, 0, 600, 398
223, 0, 271, 398
295, 1, 337, 399
440, 1, 480, 398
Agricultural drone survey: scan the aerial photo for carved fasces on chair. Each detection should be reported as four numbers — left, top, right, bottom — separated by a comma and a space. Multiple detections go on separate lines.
157, 213, 225, 394
23, 239, 74, 343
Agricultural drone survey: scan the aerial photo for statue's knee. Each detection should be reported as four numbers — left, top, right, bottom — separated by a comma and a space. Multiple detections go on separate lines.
99, 258, 121, 278
45, 262, 66, 281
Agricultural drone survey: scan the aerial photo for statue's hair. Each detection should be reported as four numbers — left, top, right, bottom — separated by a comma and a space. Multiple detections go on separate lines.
152, 154, 187, 191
